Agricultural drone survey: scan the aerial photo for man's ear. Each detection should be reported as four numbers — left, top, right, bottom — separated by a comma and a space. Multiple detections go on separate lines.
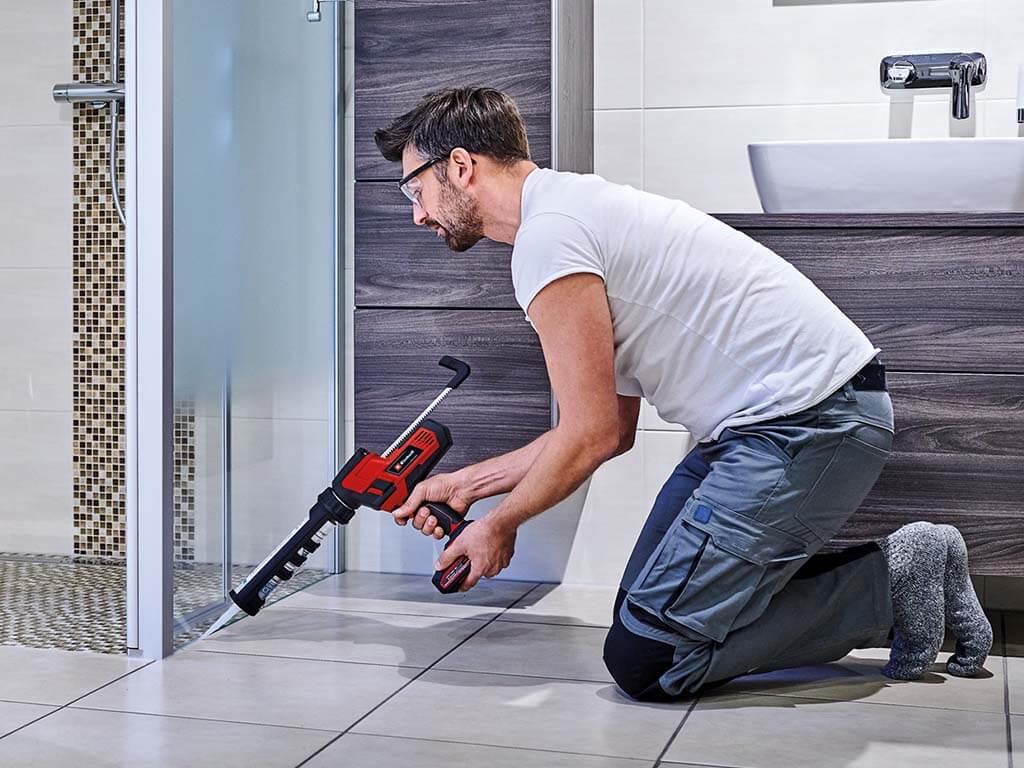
448, 147, 475, 189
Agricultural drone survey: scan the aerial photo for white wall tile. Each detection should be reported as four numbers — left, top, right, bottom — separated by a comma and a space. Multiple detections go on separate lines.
644, 103, 899, 212
981, 99, 1023, 137
0, 409, 72, 555
0, 268, 71, 412
594, 0, 643, 109
0, 2, 73, 128
644, 0, 985, 109
983, 0, 1024, 101
228, 417, 333, 570
0, 125, 72, 269
561, 441, 645, 585
640, 399, 685, 431
593, 110, 644, 188
640, 430, 692, 512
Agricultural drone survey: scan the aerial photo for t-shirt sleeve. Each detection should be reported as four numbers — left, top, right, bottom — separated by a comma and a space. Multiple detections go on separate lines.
511, 213, 606, 325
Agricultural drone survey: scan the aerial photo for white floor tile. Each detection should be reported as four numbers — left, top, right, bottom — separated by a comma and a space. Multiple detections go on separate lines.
664, 691, 1009, 768
0, 646, 146, 706
306, 733, 652, 767
0, 699, 57, 736
1006, 655, 1024, 715
717, 646, 1006, 713
0, 707, 332, 768
354, 669, 686, 760
74, 650, 410, 732
497, 582, 618, 627
196, 606, 486, 668
275, 571, 538, 620
436, 621, 613, 683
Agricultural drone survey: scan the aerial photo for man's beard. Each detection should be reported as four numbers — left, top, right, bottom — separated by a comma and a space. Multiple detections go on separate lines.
428, 179, 485, 252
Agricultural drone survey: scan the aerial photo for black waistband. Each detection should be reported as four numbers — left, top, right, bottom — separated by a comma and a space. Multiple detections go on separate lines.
849, 357, 887, 391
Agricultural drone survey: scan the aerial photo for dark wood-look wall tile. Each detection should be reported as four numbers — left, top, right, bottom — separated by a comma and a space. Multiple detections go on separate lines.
832, 510, 1024, 576
746, 228, 1024, 372
355, 181, 516, 307
831, 372, 1024, 574
354, 308, 550, 472
355, 0, 552, 179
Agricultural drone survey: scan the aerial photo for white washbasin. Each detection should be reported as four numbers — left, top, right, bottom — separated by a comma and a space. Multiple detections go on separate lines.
749, 138, 1024, 213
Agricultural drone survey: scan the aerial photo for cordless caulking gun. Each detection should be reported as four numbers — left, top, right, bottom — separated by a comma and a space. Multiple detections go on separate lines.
201, 356, 474, 639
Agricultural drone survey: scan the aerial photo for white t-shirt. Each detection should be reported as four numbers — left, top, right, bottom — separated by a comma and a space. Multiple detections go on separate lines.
510, 168, 881, 443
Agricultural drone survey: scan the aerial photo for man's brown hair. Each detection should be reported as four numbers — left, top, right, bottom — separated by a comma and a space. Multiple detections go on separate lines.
374, 87, 531, 168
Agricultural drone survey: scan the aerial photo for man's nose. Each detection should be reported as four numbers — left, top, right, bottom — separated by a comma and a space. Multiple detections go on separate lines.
411, 200, 427, 226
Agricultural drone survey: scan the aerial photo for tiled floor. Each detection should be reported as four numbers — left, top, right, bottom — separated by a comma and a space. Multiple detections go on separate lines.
0, 554, 329, 653
0, 572, 1019, 767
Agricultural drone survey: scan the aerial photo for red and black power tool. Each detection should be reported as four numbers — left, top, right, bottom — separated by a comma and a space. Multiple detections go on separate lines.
226, 356, 474, 619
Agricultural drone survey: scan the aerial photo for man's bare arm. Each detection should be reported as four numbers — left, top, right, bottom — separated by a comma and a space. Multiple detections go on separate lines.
456, 429, 555, 503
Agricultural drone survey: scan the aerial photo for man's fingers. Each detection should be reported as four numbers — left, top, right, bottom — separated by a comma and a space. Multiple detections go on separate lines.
435, 539, 466, 572
393, 490, 422, 523
421, 515, 438, 536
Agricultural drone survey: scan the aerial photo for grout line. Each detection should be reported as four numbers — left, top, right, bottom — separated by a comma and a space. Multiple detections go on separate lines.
652, 694, 701, 767
192, 646, 614, 686
291, 584, 545, 768
0, 659, 156, 742
331, 729, 663, 764
593, 95, 1016, 114
63, 704, 342, 734
1004, 612, 1014, 768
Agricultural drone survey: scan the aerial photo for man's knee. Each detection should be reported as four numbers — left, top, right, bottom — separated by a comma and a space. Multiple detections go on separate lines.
602, 618, 676, 701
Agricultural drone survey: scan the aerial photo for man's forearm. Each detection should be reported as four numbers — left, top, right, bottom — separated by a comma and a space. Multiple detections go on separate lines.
485, 427, 614, 533
457, 429, 555, 503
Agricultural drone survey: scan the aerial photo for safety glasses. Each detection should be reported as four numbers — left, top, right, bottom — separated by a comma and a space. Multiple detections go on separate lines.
398, 157, 443, 205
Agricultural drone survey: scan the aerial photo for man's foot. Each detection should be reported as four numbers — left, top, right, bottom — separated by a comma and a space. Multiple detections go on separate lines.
936, 524, 993, 677
877, 521, 946, 680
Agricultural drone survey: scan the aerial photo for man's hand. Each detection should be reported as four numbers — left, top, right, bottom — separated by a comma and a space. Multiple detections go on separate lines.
435, 515, 516, 592
392, 471, 473, 539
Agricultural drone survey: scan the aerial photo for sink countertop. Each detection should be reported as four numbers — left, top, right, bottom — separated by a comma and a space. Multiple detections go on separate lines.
713, 213, 1024, 228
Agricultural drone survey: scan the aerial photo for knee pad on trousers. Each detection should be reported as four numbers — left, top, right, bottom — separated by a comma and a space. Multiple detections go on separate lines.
603, 590, 676, 701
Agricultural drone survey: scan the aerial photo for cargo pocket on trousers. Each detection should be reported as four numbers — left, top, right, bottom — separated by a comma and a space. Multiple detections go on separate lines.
626, 495, 809, 643
794, 427, 893, 543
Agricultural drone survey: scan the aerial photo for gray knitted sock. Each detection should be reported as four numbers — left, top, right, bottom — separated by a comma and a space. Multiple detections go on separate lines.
936, 524, 993, 677
877, 521, 947, 680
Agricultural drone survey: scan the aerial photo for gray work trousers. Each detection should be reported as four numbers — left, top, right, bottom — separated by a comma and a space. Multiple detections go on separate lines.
604, 378, 897, 700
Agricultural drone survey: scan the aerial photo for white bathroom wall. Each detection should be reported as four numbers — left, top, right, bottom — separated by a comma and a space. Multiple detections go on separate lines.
595, 0, 1024, 213
0, 2, 74, 555
573, 0, 1024, 589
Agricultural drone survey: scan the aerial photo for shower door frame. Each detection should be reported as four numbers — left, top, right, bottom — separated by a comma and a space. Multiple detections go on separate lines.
126, 0, 346, 660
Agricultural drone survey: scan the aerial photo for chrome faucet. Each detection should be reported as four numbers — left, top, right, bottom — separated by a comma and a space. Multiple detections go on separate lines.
881, 52, 987, 120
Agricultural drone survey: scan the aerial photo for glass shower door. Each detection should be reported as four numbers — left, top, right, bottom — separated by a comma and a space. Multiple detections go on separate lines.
170, 0, 340, 643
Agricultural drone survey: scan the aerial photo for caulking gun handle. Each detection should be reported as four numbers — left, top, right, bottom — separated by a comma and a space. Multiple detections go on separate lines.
423, 500, 465, 537
425, 501, 473, 594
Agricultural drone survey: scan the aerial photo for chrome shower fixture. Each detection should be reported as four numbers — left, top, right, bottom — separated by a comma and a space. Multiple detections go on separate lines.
52, 0, 126, 226
307, 0, 342, 22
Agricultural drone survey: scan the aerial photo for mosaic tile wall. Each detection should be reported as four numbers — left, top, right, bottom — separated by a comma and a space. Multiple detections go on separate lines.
72, 0, 126, 558
72, 0, 197, 560
173, 401, 196, 562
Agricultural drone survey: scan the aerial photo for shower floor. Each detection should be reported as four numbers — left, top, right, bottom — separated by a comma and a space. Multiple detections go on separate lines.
0, 554, 329, 655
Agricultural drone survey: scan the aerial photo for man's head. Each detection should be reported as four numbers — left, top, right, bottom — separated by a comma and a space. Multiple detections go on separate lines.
374, 87, 533, 251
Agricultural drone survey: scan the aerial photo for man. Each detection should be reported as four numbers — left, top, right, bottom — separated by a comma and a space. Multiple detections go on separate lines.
378, 87, 993, 701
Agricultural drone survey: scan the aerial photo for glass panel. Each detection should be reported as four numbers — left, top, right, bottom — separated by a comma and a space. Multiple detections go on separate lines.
171, 0, 338, 645
0, 0, 128, 653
